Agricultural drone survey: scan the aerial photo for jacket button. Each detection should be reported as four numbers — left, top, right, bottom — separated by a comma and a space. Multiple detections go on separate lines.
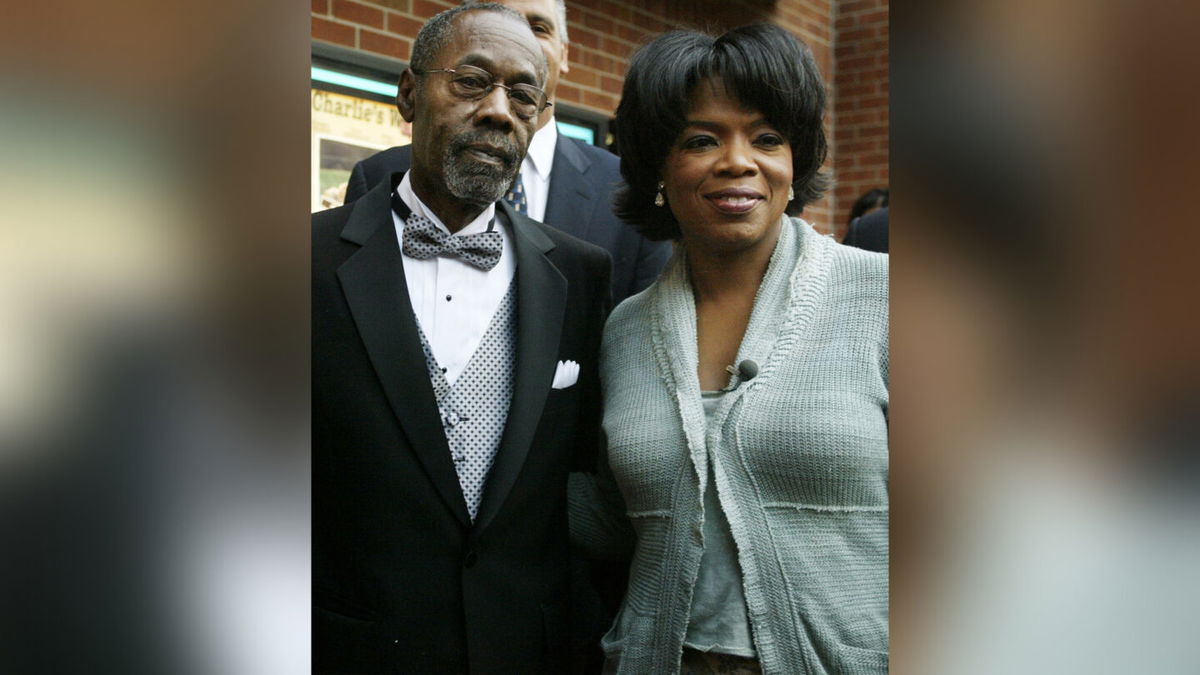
463, 551, 478, 568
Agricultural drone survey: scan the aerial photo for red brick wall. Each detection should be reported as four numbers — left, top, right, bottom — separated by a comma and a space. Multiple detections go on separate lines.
832, 0, 888, 240
312, 0, 889, 235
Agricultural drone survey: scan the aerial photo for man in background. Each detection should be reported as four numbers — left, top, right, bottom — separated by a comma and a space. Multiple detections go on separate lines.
842, 188, 889, 252
843, 207, 889, 253
345, 0, 671, 306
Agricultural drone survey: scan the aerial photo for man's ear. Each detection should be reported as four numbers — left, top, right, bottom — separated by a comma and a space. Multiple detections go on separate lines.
559, 42, 570, 74
397, 68, 417, 122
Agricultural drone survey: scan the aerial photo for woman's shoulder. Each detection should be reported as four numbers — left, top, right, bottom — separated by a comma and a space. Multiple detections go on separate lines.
831, 242, 888, 292
785, 218, 886, 290
791, 216, 886, 263
795, 221, 886, 292
599, 282, 661, 378
606, 249, 685, 329
785, 220, 888, 346
604, 279, 657, 341
600, 256, 690, 375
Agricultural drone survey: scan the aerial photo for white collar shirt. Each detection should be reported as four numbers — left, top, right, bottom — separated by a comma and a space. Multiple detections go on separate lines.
394, 172, 517, 386
519, 117, 558, 222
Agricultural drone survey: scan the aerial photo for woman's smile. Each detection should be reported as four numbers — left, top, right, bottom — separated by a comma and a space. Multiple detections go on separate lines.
704, 187, 765, 214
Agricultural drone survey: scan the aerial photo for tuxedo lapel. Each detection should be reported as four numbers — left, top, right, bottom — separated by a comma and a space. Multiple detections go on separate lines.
474, 201, 566, 532
336, 176, 471, 527
542, 137, 595, 240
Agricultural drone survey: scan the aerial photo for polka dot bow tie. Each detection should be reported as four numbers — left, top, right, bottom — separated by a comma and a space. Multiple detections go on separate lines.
401, 212, 503, 271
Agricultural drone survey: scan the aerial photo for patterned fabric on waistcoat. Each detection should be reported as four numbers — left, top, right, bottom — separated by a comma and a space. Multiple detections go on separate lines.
414, 279, 518, 520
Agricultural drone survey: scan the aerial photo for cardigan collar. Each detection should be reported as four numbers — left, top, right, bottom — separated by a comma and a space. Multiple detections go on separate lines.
647, 217, 835, 463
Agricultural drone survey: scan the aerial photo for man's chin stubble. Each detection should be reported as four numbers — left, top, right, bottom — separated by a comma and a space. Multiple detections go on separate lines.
444, 158, 515, 207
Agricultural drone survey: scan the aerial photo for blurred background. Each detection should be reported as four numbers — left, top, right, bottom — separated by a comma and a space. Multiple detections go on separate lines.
0, 0, 1197, 673
891, 1, 1200, 672
0, 1, 311, 672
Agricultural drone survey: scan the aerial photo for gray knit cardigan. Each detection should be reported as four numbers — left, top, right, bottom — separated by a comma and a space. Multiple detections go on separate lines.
570, 217, 889, 674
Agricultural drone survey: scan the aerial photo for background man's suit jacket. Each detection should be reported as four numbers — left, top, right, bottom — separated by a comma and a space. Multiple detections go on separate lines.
842, 207, 889, 253
344, 136, 670, 306
313, 174, 611, 673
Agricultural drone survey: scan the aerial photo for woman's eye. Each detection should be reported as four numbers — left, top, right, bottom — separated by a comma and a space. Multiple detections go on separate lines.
682, 136, 716, 150
757, 134, 785, 147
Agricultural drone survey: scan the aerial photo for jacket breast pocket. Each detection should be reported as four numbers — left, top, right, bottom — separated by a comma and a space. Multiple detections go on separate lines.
541, 386, 579, 416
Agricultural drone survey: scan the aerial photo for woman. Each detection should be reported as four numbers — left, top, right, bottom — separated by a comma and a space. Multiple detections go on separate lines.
570, 24, 889, 674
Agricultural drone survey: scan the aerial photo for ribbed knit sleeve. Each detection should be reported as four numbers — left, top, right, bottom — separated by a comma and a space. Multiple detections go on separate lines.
566, 297, 652, 561
567, 446, 636, 561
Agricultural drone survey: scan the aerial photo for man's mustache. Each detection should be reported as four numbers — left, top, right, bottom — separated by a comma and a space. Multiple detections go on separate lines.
448, 131, 520, 169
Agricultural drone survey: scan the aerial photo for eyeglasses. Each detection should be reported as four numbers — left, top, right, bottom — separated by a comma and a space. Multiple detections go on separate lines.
416, 65, 551, 120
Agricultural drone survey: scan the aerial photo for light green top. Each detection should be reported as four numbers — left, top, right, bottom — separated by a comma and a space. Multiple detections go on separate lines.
570, 218, 889, 674
683, 389, 756, 657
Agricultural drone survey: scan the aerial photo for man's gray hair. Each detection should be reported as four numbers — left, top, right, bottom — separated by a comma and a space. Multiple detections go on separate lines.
410, 2, 547, 82
461, 0, 569, 45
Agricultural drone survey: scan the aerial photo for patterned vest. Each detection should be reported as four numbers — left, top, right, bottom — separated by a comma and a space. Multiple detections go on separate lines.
414, 281, 518, 521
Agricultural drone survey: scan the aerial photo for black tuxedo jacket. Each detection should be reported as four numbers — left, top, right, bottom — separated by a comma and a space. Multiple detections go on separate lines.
345, 136, 670, 306
313, 175, 611, 673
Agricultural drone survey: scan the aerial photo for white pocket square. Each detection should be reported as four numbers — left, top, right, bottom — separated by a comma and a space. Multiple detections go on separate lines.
551, 360, 580, 389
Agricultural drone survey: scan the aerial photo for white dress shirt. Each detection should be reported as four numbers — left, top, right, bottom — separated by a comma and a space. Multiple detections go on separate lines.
394, 172, 517, 386
518, 117, 559, 222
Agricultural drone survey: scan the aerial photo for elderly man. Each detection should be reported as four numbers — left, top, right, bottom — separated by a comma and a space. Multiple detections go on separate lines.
345, 0, 670, 306
313, 4, 611, 672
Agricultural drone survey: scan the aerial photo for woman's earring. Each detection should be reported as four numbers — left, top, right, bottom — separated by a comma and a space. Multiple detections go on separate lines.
788, 185, 795, 201
654, 182, 665, 207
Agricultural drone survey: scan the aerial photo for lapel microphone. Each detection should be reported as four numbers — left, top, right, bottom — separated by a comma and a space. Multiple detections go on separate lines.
722, 360, 759, 392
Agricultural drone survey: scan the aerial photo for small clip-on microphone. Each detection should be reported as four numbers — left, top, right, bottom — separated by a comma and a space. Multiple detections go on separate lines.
722, 359, 759, 392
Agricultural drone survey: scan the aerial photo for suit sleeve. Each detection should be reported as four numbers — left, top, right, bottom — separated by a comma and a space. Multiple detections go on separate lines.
571, 247, 612, 473
344, 160, 369, 204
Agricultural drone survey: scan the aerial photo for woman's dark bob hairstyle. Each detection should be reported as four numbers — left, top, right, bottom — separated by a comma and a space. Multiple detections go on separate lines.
613, 24, 829, 241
